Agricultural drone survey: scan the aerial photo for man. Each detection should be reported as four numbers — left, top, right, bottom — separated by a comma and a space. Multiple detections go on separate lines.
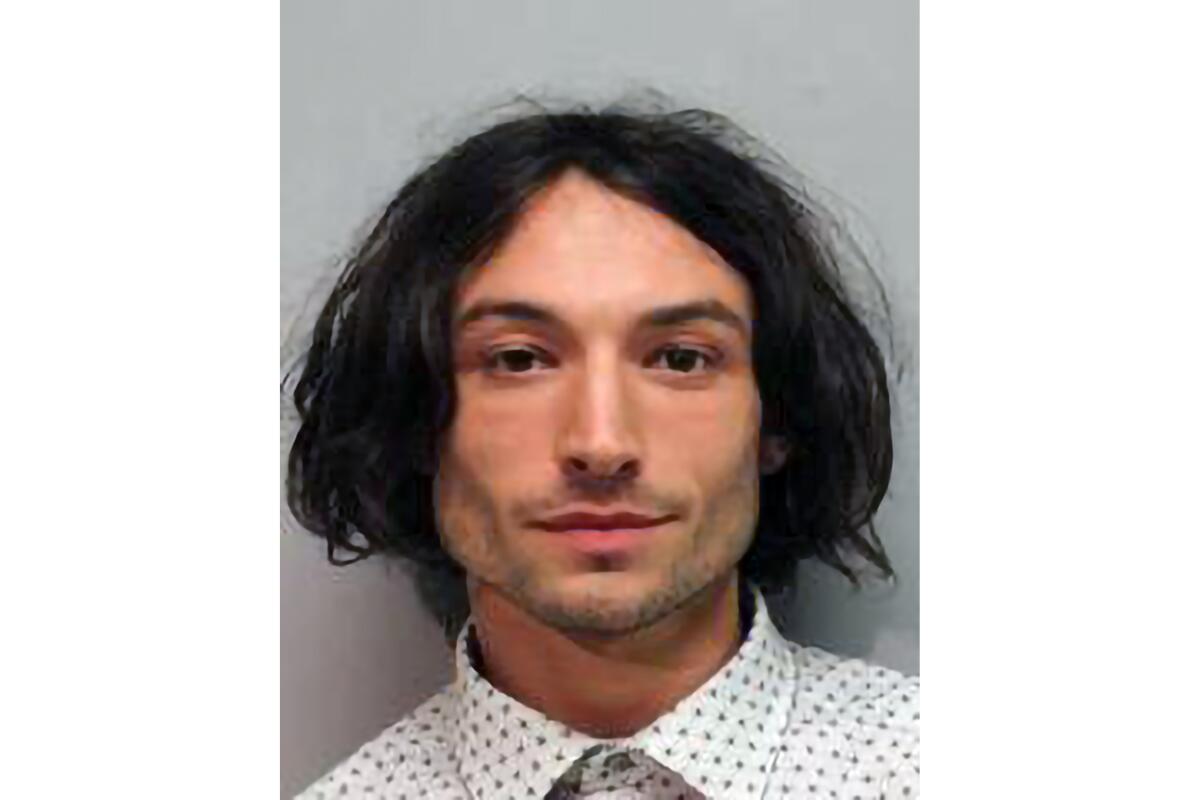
286, 104, 918, 799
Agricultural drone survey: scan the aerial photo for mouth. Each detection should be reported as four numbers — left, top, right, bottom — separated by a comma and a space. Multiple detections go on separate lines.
529, 510, 679, 557
531, 511, 678, 533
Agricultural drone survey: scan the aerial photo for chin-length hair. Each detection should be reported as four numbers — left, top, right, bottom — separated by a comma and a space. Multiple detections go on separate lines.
285, 102, 895, 638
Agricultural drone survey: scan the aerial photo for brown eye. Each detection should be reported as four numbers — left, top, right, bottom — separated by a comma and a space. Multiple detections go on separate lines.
649, 345, 716, 374
485, 347, 550, 373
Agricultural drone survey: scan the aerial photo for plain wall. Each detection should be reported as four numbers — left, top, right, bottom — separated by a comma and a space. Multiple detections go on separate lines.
281, 1, 917, 795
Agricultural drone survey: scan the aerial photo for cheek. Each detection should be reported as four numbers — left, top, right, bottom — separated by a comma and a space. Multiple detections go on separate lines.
455, 390, 554, 472
438, 388, 555, 516
645, 384, 761, 476
645, 386, 762, 547
434, 433, 513, 570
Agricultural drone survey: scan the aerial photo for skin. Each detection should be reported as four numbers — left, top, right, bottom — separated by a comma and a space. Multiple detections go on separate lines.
435, 170, 787, 736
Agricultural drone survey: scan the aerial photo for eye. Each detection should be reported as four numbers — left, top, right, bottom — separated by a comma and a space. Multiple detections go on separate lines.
483, 346, 553, 374
647, 345, 718, 374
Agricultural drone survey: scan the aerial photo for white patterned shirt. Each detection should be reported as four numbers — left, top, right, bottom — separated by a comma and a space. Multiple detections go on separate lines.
297, 586, 919, 799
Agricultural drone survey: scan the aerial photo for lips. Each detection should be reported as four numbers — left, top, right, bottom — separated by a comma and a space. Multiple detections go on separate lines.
533, 511, 676, 533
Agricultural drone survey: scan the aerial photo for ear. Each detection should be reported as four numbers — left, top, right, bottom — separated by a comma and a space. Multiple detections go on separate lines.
759, 434, 791, 475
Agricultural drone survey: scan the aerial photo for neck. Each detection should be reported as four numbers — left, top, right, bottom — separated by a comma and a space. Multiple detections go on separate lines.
466, 573, 744, 739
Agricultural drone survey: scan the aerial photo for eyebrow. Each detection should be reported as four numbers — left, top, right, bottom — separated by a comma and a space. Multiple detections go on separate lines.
455, 298, 750, 338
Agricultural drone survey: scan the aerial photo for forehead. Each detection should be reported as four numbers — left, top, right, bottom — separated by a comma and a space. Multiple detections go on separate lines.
455, 171, 752, 324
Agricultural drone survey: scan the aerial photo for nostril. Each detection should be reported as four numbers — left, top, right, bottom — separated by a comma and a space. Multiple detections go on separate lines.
563, 456, 639, 481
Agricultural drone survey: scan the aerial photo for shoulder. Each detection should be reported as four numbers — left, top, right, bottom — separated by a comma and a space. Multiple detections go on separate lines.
782, 641, 920, 796
790, 642, 920, 723
294, 688, 463, 799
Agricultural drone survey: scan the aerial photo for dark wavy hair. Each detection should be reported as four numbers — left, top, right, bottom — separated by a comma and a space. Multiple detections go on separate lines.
285, 102, 895, 637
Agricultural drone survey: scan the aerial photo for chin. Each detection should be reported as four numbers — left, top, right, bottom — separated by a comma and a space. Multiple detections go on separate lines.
519, 569, 708, 635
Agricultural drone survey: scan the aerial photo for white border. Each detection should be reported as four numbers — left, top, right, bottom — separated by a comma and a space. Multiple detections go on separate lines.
4, 2, 1200, 797
1, 3, 278, 796
924, 2, 1200, 795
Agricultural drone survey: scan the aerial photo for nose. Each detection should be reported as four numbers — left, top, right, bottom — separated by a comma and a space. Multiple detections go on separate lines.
556, 351, 642, 487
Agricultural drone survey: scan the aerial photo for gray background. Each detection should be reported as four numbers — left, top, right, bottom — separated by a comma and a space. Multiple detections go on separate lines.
281, 1, 917, 796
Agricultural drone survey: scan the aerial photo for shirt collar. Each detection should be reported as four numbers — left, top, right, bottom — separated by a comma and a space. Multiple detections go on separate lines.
451, 583, 796, 800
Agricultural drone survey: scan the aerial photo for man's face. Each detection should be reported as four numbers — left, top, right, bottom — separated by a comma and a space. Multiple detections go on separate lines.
436, 171, 772, 634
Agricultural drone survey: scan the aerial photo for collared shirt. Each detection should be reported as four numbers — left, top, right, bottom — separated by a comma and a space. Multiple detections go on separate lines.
297, 587, 919, 799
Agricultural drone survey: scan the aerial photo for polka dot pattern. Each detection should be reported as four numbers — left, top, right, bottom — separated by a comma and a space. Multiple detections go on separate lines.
296, 586, 919, 798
